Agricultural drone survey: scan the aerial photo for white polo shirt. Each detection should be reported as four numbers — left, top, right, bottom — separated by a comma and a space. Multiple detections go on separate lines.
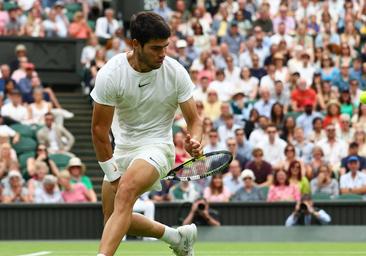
91, 53, 194, 147
340, 171, 366, 190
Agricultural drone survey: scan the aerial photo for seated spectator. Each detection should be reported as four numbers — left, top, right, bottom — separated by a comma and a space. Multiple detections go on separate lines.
245, 148, 273, 187
354, 129, 366, 157
340, 157, 366, 198
0, 64, 16, 95
208, 70, 234, 102
277, 144, 306, 174
51, 1, 68, 37
5, 6, 24, 36
288, 160, 310, 195
351, 104, 366, 131
80, 34, 99, 69
68, 11, 92, 39
285, 194, 331, 226
106, 37, 124, 61
150, 180, 175, 202
2, 170, 30, 203
307, 117, 326, 143
231, 169, 265, 202
95, 8, 119, 40
306, 146, 329, 179
34, 174, 62, 203
182, 198, 221, 226
253, 86, 275, 118
26, 144, 59, 179
225, 137, 247, 170
58, 170, 92, 203
236, 67, 258, 101
27, 161, 50, 201
173, 132, 190, 166
203, 173, 231, 202
1, 90, 29, 124
203, 129, 225, 154
267, 168, 301, 202
322, 100, 341, 129
169, 181, 200, 202
11, 56, 28, 84
310, 165, 339, 198
201, 117, 213, 147
36, 112, 75, 154
28, 88, 52, 124
218, 114, 242, 144
0, 143, 18, 179
292, 127, 314, 165
291, 78, 317, 113
258, 124, 287, 167
270, 102, 285, 131
316, 124, 348, 171
0, 119, 20, 144
223, 160, 242, 194
296, 100, 323, 138
340, 142, 366, 175
87, 48, 107, 93
234, 128, 252, 161
203, 89, 222, 121
67, 157, 97, 202
24, 7, 45, 37
248, 115, 268, 146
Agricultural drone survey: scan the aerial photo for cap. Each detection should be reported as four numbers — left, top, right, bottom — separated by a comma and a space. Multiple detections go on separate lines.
303, 98, 314, 107
54, 1, 64, 7
240, 169, 255, 181
301, 50, 311, 58
15, 44, 26, 52
25, 63, 35, 70
67, 157, 86, 173
232, 89, 245, 99
43, 174, 57, 185
8, 170, 22, 179
176, 39, 187, 48
348, 156, 359, 163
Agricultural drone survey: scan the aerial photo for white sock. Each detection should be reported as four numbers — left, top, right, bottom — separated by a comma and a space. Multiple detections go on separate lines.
97, 254, 106, 256
160, 226, 181, 245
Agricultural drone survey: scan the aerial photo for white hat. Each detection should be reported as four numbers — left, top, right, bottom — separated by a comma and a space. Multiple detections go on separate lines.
67, 157, 86, 173
240, 169, 255, 181
8, 170, 22, 179
176, 39, 187, 48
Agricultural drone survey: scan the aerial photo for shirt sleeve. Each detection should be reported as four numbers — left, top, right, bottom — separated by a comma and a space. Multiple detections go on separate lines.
90, 66, 118, 106
176, 65, 194, 103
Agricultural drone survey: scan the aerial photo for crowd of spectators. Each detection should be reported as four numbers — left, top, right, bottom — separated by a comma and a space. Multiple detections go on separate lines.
2, 0, 366, 206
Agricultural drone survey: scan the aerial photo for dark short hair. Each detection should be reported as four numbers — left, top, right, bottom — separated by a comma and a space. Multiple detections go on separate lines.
349, 142, 359, 148
130, 12, 170, 47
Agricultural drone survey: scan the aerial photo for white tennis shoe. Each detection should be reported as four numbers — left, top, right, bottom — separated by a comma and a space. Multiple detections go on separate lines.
170, 224, 197, 256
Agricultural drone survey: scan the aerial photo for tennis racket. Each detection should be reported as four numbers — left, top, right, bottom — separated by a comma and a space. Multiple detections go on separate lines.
163, 150, 233, 181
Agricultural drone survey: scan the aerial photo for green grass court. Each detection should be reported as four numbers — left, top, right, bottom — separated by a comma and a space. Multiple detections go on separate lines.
1, 241, 366, 256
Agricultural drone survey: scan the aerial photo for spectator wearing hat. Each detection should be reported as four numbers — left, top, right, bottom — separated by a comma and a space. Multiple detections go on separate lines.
58, 170, 93, 203
1, 89, 29, 124
67, 157, 97, 202
273, 52, 289, 84
340, 142, 366, 175
296, 99, 323, 137
296, 51, 315, 87
176, 39, 192, 71
2, 170, 30, 203
291, 78, 317, 112
230, 90, 251, 120
285, 194, 331, 226
340, 156, 366, 198
231, 169, 265, 202
34, 174, 62, 203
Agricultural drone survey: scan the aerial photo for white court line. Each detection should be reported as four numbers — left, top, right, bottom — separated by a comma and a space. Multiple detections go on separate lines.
17, 251, 51, 256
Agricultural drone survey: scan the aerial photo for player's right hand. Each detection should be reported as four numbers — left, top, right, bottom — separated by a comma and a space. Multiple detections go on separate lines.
184, 133, 203, 158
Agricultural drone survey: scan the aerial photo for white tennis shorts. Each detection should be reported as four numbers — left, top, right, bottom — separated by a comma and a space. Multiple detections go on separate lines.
103, 143, 175, 191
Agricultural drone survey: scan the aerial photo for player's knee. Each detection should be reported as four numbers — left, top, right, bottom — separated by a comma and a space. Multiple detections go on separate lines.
114, 183, 139, 209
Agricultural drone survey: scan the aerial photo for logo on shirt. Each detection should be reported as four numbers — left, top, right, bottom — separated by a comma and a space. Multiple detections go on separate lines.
138, 82, 150, 88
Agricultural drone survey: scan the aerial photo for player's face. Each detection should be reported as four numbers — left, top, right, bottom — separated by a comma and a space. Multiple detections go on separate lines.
138, 39, 169, 70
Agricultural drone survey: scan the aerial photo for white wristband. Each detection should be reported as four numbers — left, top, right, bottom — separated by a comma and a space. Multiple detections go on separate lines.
98, 157, 121, 182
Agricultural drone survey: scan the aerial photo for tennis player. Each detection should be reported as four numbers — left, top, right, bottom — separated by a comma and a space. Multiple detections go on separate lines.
91, 12, 202, 256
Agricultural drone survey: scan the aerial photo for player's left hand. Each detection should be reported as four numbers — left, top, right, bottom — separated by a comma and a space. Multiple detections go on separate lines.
184, 133, 203, 158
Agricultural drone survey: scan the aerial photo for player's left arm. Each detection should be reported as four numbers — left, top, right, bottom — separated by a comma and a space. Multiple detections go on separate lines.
179, 97, 203, 157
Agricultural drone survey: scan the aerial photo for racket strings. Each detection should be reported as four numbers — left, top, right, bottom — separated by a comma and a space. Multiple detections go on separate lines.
178, 153, 232, 178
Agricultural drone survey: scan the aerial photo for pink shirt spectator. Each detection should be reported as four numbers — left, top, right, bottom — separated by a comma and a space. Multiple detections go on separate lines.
267, 184, 301, 202
61, 183, 89, 203
203, 187, 231, 202
0, 10, 9, 35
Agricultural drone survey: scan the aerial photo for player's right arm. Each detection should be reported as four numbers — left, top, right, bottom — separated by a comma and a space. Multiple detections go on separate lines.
91, 102, 114, 162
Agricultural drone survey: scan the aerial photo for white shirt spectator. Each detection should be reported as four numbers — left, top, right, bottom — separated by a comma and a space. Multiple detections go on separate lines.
203, 142, 226, 154
224, 67, 241, 84
95, 17, 119, 39
316, 139, 348, 166
80, 45, 97, 68
340, 171, 366, 190
223, 174, 242, 194
34, 187, 63, 203
249, 128, 266, 146
208, 80, 235, 102
253, 99, 275, 118
1, 103, 28, 123
258, 137, 287, 166
217, 123, 241, 143
296, 65, 315, 86
296, 112, 323, 137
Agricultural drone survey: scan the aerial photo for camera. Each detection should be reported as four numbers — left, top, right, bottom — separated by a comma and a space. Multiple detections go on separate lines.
300, 203, 308, 213
197, 203, 205, 211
